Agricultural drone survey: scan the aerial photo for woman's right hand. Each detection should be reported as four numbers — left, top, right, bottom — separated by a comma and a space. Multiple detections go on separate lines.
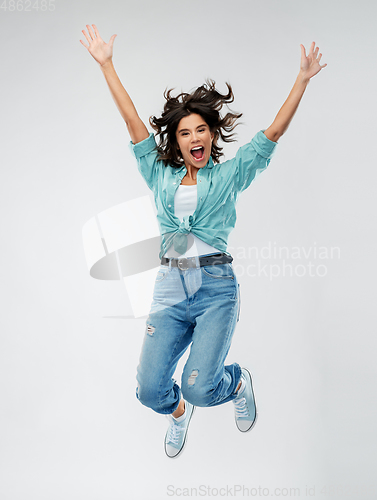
80, 24, 117, 67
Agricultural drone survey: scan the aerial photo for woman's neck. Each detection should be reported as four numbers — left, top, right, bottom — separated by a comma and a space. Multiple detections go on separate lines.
184, 164, 200, 181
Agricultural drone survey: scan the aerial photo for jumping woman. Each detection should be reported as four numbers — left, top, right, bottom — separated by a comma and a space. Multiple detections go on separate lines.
80, 25, 326, 458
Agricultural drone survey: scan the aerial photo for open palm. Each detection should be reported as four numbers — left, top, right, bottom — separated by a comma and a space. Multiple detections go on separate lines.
80, 24, 117, 66
300, 42, 327, 80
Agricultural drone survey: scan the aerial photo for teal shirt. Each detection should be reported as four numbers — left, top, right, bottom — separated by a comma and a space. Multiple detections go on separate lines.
129, 130, 278, 259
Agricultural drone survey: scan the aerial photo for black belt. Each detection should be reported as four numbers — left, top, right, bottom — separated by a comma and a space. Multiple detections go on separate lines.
161, 253, 233, 271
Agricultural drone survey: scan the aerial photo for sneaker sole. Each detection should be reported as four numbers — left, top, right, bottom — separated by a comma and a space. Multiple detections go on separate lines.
165, 405, 196, 459
235, 367, 258, 433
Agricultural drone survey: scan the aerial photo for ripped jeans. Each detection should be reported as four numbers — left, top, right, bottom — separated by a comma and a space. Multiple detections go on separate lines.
136, 253, 242, 415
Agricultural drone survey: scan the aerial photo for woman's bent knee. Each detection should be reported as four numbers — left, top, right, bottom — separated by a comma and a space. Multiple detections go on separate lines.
181, 382, 213, 407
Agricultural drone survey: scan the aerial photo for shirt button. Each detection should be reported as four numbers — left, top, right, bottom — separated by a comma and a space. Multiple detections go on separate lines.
168, 204, 171, 208
173, 182, 176, 185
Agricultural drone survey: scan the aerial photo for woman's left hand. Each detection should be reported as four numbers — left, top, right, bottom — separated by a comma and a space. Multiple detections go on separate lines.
300, 42, 327, 81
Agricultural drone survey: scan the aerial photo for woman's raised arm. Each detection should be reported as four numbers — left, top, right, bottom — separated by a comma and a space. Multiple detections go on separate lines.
264, 42, 327, 143
80, 24, 149, 145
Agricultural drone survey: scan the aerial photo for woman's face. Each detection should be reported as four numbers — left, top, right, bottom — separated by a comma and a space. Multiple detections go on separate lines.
175, 113, 214, 170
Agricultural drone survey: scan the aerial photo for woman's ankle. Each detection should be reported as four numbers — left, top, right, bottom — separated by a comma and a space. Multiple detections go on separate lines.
172, 399, 185, 419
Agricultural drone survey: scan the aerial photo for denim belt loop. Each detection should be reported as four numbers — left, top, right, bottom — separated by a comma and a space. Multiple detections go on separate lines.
194, 255, 200, 269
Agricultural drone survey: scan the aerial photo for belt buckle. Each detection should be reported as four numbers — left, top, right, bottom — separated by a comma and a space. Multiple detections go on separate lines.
177, 257, 189, 270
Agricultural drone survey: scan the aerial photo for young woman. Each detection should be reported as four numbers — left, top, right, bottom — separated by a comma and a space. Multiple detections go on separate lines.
80, 25, 327, 458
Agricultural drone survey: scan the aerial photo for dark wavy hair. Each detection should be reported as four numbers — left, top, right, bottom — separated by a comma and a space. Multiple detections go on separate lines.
149, 79, 243, 168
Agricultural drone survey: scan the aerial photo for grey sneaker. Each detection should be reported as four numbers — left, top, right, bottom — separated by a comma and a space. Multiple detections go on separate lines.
164, 400, 195, 458
233, 367, 258, 432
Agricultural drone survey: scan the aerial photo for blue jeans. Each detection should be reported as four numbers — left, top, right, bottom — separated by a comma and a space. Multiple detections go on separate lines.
136, 253, 242, 415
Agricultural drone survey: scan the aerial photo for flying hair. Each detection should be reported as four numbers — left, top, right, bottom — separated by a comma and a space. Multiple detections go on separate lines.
149, 79, 243, 168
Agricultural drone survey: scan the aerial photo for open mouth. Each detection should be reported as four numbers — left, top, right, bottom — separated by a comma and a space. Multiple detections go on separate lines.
190, 146, 205, 162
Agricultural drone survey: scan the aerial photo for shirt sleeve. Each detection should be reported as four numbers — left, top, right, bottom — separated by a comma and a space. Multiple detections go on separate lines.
128, 132, 162, 192
234, 129, 278, 193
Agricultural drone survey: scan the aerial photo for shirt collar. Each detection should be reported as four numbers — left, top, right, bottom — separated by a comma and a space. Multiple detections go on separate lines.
173, 156, 215, 174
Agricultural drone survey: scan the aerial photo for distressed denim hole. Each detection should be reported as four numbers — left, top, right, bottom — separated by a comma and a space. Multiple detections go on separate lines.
156, 267, 169, 282
188, 369, 199, 386
146, 324, 155, 336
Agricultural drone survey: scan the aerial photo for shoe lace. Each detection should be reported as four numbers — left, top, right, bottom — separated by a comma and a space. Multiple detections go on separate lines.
167, 420, 185, 446
233, 396, 250, 418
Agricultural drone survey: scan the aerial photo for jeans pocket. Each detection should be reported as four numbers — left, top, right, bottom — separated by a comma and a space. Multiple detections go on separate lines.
201, 263, 234, 280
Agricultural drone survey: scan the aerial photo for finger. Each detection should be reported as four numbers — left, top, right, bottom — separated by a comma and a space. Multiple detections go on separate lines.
109, 34, 117, 46
86, 24, 95, 39
92, 24, 101, 39
79, 39, 89, 49
317, 53, 322, 63
82, 29, 91, 44
300, 44, 306, 57
320, 63, 327, 69
309, 41, 315, 53
88, 24, 97, 38
314, 46, 319, 57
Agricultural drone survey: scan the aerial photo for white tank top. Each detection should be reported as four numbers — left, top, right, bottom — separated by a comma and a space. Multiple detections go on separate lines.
162, 184, 221, 258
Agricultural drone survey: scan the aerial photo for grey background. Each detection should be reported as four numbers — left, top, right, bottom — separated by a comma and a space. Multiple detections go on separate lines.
1, 0, 376, 498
